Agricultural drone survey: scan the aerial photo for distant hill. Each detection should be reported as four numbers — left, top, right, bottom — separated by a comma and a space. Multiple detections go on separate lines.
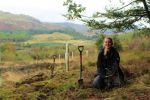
0, 10, 130, 35
0, 11, 63, 30
0, 10, 95, 41
54, 22, 89, 33
0, 11, 90, 33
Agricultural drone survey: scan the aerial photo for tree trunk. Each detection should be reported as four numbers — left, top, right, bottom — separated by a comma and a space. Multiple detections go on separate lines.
142, 0, 150, 21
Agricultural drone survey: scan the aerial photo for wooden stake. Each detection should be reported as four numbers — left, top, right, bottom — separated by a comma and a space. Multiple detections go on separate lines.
65, 43, 69, 71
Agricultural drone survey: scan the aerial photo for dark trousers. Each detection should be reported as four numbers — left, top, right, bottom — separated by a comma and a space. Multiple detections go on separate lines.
92, 75, 105, 89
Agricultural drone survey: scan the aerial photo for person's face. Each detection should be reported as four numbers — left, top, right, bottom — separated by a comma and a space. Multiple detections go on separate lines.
103, 38, 112, 49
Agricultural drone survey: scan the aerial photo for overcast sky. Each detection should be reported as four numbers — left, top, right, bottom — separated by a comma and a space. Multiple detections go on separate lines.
0, 0, 127, 24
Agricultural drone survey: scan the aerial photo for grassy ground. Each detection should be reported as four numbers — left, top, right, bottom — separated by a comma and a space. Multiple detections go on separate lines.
0, 48, 150, 100
0, 32, 150, 99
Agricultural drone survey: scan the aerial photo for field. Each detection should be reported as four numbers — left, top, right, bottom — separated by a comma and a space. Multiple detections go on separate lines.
0, 31, 150, 100
26, 32, 94, 46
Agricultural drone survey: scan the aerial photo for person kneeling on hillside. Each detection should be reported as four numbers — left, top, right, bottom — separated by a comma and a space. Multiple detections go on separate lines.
92, 37, 125, 89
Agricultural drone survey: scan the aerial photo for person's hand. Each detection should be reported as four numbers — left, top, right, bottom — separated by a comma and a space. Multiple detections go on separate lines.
94, 74, 98, 77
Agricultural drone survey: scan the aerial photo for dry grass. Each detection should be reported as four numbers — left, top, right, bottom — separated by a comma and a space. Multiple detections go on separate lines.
27, 32, 73, 43
0, 43, 150, 99
2, 72, 24, 82
48, 32, 73, 40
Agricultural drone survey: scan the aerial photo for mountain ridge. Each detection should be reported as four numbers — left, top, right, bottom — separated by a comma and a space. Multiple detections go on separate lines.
0, 10, 64, 30
0, 10, 89, 33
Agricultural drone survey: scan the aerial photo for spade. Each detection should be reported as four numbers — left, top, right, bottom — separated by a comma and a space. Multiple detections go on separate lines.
78, 46, 84, 87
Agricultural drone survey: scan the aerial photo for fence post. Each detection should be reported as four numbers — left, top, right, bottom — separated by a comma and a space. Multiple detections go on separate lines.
59, 54, 61, 63
65, 43, 69, 71
0, 47, 1, 86
0, 75, 2, 86
86, 50, 89, 57
0, 69, 2, 86
51, 55, 56, 78
71, 52, 74, 59
0, 46, 1, 64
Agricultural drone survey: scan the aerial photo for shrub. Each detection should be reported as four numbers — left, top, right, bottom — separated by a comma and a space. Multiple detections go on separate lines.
111, 35, 123, 51
133, 28, 150, 38
95, 34, 105, 49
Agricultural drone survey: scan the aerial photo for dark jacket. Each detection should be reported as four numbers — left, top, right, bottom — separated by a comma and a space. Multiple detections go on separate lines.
97, 47, 120, 75
92, 46, 124, 89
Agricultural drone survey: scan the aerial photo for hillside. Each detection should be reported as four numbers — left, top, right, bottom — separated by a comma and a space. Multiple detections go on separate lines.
0, 11, 94, 41
0, 11, 63, 30
54, 22, 89, 33
0, 11, 90, 33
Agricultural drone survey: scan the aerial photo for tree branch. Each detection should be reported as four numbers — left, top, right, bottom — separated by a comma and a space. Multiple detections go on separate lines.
113, 0, 137, 11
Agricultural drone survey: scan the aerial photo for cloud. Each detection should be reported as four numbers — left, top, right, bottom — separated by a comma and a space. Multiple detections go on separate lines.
0, 0, 67, 22
0, 0, 131, 23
